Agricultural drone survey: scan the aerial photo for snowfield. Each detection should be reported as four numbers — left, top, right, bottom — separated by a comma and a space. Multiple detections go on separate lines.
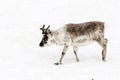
0, 0, 120, 80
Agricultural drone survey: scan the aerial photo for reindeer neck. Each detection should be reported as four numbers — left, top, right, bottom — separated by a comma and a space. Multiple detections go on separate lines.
51, 28, 66, 45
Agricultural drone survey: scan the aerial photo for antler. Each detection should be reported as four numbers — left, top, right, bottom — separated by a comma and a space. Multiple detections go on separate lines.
40, 25, 51, 34
40, 24, 45, 31
46, 25, 50, 30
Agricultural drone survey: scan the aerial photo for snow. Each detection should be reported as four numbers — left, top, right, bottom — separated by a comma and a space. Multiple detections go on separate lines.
0, 0, 120, 80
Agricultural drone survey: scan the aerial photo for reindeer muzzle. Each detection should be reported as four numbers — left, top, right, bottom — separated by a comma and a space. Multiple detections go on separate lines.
39, 42, 44, 47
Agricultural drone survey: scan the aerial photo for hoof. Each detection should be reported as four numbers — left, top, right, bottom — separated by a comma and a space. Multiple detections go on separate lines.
54, 62, 62, 65
76, 59, 80, 62
103, 59, 106, 62
102, 57, 106, 62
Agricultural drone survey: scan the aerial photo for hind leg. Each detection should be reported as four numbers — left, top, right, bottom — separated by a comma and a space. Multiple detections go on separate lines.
96, 38, 108, 61
102, 38, 108, 61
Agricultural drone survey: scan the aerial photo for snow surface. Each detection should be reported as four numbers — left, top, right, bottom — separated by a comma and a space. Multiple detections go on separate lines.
0, 0, 120, 80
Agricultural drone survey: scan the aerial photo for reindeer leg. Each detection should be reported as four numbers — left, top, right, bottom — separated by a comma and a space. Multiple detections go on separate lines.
54, 44, 68, 65
102, 38, 108, 61
73, 46, 80, 62
96, 37, 108, 61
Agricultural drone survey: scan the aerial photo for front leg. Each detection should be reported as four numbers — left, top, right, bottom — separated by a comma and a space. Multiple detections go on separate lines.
73, 46, 80, 62
54, 44, 68, 65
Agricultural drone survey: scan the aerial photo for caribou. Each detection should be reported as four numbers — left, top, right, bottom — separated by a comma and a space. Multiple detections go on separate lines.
39, 21, 108, 65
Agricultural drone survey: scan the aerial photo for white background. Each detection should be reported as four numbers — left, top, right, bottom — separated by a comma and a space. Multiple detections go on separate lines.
0, 0, 120, 80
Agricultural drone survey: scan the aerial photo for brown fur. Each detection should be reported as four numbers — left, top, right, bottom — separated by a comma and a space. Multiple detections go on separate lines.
66, 21, 104, 37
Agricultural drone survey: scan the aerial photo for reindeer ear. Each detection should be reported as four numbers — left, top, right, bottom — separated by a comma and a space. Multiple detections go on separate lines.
48, 29, 51, 33
40, 28, 42, 30
48, 29, 52, 35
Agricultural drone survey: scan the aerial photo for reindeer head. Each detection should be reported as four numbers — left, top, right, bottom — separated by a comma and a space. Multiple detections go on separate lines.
39, 24, 53, 47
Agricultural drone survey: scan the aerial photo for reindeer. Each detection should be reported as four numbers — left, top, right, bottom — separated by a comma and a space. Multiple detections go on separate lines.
39, 21, 108, 65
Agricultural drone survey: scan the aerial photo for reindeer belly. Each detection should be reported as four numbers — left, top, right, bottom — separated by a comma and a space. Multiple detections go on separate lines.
72, 36, 94, 46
